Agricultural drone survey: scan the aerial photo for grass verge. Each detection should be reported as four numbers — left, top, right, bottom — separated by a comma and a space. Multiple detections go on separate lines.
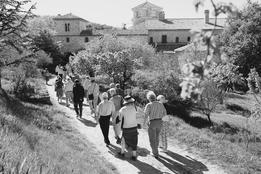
0, 84, 117, 174
168, 116, 261, 174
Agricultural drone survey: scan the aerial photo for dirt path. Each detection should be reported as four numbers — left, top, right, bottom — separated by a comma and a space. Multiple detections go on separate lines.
46, 78, 226, 174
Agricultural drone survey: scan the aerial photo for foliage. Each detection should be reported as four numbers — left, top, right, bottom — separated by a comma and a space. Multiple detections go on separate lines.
97, 50, 138, 89
10, 63, 38, 100
221, 1, 261, 77
196, 80, 224, 124
0, 0, 35, 89
210, 63, 245, 92
70, 51, 98, 77
35, 50, 52, 69
32, 31, 64, 73
27, 15, 56, 36
132, 70, 181, 100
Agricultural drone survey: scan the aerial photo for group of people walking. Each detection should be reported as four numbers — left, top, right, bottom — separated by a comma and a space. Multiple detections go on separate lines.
54, 72, 171, 161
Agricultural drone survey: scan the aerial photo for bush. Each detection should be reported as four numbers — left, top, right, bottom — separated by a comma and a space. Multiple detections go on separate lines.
132, 70, 181, 100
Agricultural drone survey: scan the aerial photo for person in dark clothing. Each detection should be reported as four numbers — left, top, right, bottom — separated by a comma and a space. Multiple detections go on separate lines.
115, 83, 124, 97
73, 79, 85, 118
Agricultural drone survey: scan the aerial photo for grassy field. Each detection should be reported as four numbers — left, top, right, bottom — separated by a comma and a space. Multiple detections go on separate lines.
168, 92, 261, 174
0, 78, 118, 174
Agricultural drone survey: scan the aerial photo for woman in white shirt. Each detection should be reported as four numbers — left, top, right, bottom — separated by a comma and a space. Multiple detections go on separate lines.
96, 92, 115, 146
118, 95, 138, 161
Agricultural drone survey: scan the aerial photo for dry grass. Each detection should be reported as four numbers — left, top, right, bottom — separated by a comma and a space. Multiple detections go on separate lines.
0, 77, 118, 174
168, 116, 261, 174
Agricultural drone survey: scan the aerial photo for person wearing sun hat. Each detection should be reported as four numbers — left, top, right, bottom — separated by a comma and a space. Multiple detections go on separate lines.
118, 95, 138, 161
144, 91, 167, 159
157, 95, 171, 152
96, 92, 115, 146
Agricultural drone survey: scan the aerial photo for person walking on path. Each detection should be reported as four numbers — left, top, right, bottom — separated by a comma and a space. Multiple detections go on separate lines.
157, 95, 171, 152
109, 88, 123, 144
107, 83, 115, 99
143, 91, 167, 159
118, 95, 138, 161
96, 92, 115, 146
64, 77, 74, 107
87, 78, 99, 116
73, 79, 85, 118
55, 76, 64, 103
82, 76, 90, 103
55, 64, 64, 79
115, 83, 124, 97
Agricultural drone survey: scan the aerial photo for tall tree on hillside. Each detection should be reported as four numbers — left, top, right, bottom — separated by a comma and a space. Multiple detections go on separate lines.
221, 1, 261, 77
0, 0, 35, 89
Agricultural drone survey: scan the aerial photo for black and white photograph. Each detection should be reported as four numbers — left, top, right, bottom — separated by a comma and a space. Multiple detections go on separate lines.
0, 0, 261, 173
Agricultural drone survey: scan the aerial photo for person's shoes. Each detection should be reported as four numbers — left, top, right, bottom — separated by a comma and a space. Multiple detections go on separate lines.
117, 152, 125, 158
116, 137, 121, 144
131, 156, 137, 161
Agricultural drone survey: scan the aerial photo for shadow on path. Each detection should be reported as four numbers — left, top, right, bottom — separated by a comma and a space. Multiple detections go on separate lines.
156, 151, 209, 174
78, 118, 97, 127
107, 145, 163, 174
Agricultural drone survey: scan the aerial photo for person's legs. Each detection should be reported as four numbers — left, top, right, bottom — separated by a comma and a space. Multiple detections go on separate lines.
99, 116, 110, 145
74, 102, 79, 116
161, 122, 168, 151
65, 92, 69, 106
155, 120, 163, 153
79, 102, 83, 118
88, 100, 94, 114
93, 96, 98, 115
148, 122, 157, 156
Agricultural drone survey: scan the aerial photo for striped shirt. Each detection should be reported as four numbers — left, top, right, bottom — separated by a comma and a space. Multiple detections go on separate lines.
144, 101, 167, 121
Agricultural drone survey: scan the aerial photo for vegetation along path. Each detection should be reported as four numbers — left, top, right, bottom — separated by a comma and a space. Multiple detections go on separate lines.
47, 78, 226, 174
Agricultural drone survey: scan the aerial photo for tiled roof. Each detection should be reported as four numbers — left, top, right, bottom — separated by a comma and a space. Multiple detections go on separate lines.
133, 18, 226, 30
92, 29, 148, 36
132, 1, 163, 11
53, 13, 88, 22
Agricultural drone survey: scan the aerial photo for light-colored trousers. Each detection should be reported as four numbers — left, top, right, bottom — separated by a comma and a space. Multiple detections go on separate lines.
159, 121, 169, 150
148, 119, 162, 156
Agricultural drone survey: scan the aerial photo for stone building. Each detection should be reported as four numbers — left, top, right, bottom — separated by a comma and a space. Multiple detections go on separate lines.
53, 1, 226, 53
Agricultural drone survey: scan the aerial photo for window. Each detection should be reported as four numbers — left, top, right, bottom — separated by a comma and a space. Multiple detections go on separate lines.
176, 37, 179, 43
85, 37, 89, 43
65, 23, 70, 32
135, 11, 139, 18
146, 9, 150, 16
67, 23, 70, 31
162, 35, 167, 43
66, 37, 70, 43
187, 37, 191, 42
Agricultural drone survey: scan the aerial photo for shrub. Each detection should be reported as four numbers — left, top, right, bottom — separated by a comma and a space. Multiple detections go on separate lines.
132, 70, 181, 100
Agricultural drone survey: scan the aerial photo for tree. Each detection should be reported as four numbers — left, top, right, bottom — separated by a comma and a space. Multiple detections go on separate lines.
221, 1, 261, 77
27, 16, 56, 36
97, 49, 137, 89
32, 31, 64, 72
197, 80, 224, 124
0, 0, 35, 89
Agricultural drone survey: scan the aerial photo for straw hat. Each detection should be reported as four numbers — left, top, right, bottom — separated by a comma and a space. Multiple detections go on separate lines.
123, 95, 135, 105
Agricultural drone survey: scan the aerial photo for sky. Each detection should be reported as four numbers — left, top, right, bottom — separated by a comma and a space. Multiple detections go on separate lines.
29, 0, 258, 27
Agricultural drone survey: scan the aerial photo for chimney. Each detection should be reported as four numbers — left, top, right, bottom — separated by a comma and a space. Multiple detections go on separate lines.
204, 10, 209, 24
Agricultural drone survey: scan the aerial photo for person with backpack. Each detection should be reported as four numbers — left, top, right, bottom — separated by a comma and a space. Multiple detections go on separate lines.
109, 88, 123, 144
73, 79, 85, 118
55, 76, 64, 103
